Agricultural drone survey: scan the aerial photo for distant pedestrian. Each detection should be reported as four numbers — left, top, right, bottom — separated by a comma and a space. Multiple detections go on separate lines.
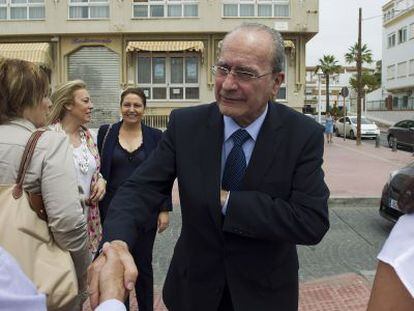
325, 112, 334, 144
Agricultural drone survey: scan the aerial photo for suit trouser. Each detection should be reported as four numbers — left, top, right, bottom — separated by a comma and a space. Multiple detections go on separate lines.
126, 227, 157, 311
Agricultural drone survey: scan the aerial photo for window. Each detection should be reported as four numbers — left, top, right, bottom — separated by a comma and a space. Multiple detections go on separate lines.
133, 0, 198, 18
398, 26, 407, 44
0, 0, 45, 20
397, 61, 407, 78
409, 59, 414, 76
69, 0, 109, 20
387, 64, 396, 80
387, 32, 396, 48
410, 23, 414, 39
137, 54, 200, 100
222, 0, 290, 18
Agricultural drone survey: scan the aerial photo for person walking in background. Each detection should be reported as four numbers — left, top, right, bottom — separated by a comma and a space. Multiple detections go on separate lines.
89, 23, 329, 311
325, 111, 334, 144
48, 80, 105, 256
0, 59, 90, 309
97, 88, 172, 311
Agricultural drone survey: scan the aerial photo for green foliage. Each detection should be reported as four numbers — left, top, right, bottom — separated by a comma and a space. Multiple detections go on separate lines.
349, 70, 381, 92
315, 55, 342, 112
345, 43, 373, 65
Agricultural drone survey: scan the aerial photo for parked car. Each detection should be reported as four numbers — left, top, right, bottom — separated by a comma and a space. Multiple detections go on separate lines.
387, 119, 414, 151
380, 162, 414, 222
334, 116, 380, 139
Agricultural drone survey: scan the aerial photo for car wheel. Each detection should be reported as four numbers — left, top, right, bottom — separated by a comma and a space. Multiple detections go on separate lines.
335, 128, 340, 137
388, 135, 395, 148
349, 130, 355, 140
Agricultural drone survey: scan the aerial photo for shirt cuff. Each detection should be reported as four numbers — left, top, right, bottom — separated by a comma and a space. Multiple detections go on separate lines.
222, 192, 230, 215
95, 299, 126, 311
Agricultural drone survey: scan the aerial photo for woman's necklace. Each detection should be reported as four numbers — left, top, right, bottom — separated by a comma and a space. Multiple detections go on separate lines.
77, 130, 90, 175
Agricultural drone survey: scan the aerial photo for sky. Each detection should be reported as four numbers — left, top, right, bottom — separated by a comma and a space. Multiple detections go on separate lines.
306, 0, 385, 66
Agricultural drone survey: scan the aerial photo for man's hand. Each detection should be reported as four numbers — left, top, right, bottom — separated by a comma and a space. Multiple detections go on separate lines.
98, 242, 126, 304
87, 240, 138, 309
157, 211, 169, 233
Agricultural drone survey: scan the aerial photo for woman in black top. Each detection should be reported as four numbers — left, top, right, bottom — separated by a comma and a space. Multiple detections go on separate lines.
97, 88, 172, 311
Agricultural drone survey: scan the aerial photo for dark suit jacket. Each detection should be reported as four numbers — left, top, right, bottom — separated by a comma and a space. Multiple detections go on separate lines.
102, 102, 330, 311
97, 121, 172, 226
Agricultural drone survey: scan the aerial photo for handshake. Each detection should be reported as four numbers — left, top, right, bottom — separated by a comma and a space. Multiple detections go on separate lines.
87, 240, 138, 310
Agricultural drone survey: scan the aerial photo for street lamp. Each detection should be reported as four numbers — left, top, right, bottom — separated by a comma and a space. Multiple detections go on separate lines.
363, 85, 369, 117
316, 67, 323, 124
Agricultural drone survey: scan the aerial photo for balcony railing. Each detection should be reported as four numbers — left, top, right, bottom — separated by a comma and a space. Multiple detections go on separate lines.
143, 114, 170, 130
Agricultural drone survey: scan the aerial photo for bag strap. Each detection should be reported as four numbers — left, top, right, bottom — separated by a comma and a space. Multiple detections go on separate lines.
12, 129, 46, 200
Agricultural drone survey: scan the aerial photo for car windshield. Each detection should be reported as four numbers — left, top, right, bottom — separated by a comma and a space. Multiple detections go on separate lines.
349, 117, 373, 125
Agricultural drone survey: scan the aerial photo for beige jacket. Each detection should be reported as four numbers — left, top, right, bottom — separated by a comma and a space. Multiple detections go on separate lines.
0, 119, 90, 294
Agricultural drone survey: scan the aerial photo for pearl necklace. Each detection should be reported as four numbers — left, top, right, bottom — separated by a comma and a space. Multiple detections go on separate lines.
77, 130, 90, 175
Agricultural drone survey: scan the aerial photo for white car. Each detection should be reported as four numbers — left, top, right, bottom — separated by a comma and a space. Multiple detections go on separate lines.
335, 116, 380, 139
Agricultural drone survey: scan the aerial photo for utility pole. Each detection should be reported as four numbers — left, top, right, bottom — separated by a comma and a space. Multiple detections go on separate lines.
356, 7, 362, 145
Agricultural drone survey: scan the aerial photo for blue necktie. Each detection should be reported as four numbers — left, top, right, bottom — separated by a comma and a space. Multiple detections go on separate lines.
222, 129, 250, 191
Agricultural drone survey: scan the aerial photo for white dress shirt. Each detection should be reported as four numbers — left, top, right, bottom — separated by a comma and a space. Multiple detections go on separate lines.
0, 246, 46, 311
221, 105, 268, 214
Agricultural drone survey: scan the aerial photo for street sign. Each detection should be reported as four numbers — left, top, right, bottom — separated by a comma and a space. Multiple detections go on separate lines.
341, 87, 349, 98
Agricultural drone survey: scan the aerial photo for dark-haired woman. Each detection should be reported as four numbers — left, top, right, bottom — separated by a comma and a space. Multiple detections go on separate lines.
97, 88, 172, 311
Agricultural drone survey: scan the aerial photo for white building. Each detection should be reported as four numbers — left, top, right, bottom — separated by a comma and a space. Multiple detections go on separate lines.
382, 0, 414, 109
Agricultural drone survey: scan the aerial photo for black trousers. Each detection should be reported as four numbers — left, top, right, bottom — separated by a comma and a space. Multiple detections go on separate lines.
126, 227, 157, 311
218, 283, 234, 311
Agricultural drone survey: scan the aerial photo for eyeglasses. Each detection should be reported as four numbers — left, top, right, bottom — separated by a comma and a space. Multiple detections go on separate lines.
211, 65, 273, 82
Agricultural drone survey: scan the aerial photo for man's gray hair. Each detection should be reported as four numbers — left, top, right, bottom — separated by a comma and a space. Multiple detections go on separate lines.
222, 23, 285, 74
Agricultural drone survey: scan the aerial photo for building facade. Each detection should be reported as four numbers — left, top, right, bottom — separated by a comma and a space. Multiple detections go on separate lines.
382, 0, 414, 110
0, 0, 319, 127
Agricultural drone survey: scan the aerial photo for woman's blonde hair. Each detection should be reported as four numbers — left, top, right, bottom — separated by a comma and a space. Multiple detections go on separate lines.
48, 79, 87, 124
0, 58, 49, 124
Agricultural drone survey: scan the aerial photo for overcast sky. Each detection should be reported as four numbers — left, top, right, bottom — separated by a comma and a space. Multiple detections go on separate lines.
306, 0, 384, 66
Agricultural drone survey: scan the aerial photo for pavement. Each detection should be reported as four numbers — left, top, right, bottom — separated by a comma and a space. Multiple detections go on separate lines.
85, 135, 414, 311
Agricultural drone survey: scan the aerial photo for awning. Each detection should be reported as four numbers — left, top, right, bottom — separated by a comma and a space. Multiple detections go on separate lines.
126, 41, 204, 54
0, 42, 52, 69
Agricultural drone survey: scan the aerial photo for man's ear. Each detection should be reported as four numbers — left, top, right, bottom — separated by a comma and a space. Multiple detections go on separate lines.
271, 72, 285, 98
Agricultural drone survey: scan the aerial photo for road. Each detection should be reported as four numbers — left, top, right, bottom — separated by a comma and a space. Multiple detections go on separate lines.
151, 203, 393, 289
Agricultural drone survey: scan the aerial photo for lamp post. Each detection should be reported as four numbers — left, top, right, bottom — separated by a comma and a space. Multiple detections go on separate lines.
316, 68, 323, 124
363, 85, 369, 117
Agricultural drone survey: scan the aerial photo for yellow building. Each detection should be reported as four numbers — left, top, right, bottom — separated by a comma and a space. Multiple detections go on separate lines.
0, 0, 319, 127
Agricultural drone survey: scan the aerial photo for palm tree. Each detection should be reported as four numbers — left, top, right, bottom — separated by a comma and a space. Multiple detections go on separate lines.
345, 43, 373, 65
315, 55, 342, 112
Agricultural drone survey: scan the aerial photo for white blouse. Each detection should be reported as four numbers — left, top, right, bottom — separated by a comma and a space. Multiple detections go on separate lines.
378, 213, 414, 297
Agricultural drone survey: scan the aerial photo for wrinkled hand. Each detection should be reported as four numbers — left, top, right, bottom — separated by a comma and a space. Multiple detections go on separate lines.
157, 211, 169, 233
89, 177, 106, 204
87, 240, 138, 310
398, 188, 414, 214
98, 243, 127, 304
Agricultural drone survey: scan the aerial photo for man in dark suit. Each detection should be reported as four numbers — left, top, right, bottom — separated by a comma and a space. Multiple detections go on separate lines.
88, 23, 329, 311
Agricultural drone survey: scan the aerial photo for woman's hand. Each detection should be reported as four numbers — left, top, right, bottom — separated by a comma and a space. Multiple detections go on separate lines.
89, 176, 106, 204
157, 211, 169, 233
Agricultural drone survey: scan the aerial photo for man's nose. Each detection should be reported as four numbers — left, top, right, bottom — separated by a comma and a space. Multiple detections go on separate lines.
221, 72, 238, 90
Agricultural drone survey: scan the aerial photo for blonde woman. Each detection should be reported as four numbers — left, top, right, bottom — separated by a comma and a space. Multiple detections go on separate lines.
0, 59, 89, 309
48, 80, 104, 256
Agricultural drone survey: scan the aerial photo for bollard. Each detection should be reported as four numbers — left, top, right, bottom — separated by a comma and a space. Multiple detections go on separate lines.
375, 135, 380, 148
392, 137, 397, 152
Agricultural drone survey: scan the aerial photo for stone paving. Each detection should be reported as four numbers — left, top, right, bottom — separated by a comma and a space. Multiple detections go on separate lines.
85, 138, 413, 311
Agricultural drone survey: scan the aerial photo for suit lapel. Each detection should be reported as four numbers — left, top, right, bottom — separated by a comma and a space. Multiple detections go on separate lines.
243, 103, 284, 189
198, 104, 224, 231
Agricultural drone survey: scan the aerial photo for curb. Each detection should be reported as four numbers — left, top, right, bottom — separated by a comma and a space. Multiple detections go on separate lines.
329, 197, 380, 207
